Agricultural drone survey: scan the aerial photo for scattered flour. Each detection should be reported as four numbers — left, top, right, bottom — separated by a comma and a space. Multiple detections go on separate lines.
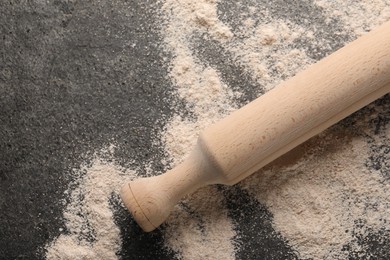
45, 0, 390, 259
160, 1, 239, 258
162, 0, 234, 42
240, 127, 390, 259
315, 0, 390, 35
45, 148, 138, 260
164, 186, 237, 260
227, 19, 313, 91
159, 0, 390, 259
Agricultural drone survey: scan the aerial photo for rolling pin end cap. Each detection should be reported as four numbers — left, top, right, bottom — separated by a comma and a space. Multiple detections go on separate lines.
120, 181, 157, 232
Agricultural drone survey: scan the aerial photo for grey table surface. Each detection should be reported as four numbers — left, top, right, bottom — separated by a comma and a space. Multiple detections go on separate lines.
1, 1, 389, 259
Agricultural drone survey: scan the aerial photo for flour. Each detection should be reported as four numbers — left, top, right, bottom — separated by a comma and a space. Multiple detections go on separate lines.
164, 186, 237, 260
160, 2, 239, 257
159, 0, 390, 259
45, 148, 138, 260
315, 0, 390, 36
162, 0, 234, 43
45, 0, 390, 259
240, 126, 390, 259
227, 20, 313, 91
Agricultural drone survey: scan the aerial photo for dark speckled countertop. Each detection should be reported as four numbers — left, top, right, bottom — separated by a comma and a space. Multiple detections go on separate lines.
1, 1, 389, 259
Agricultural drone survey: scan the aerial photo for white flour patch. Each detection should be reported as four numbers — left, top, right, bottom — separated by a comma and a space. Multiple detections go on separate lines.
45, 148, 138, 260
226, 19, 314, 91
241, 127, 390, 259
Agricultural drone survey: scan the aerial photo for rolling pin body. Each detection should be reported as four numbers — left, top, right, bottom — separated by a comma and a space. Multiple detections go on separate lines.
121, 21, 390, 232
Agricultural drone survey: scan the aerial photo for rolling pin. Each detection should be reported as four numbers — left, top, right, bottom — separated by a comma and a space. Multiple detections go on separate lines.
121, 21, 390, 232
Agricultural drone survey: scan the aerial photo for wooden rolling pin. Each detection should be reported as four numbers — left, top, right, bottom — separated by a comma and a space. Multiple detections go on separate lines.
121, 21, 390, 232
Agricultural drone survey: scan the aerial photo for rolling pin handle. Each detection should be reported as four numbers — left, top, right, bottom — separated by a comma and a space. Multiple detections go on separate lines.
120, 142, 219, 232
